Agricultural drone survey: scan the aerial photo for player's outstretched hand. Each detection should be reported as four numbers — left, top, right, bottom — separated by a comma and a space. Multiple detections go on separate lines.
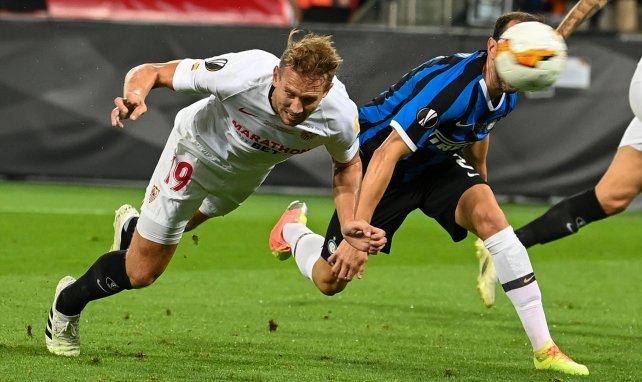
327, 240, 368, 281
111, 94, 147, 128
341, 219, 387, 254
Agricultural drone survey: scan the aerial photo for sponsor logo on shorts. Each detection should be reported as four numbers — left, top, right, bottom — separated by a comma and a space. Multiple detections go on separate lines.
204, 58, 228, 71
149, 185, 160, 203
327, 238, 337, 255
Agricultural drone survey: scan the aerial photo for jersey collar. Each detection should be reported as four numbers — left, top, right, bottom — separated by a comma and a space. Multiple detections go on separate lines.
479, 78, 505, 111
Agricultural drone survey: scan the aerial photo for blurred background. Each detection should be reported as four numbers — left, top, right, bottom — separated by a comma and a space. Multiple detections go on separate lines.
1, 0, 641, 204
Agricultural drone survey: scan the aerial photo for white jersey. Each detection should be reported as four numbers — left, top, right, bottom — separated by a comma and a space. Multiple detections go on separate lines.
171, 49, 360, 173
137, 49, 360, 244
620, 57, 642, 150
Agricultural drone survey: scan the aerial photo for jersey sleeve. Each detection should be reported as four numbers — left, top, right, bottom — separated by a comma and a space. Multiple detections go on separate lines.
172, 50, 277, 98
389, 96, 442, 152
325, 114, 360, 163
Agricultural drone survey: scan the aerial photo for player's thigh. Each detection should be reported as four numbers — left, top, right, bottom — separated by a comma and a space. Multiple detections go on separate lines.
596, 145, 642, 214
418, 156, 491, 241
138, 135, 210, 246
454, 183, 508, 239
197, 165, 269, 217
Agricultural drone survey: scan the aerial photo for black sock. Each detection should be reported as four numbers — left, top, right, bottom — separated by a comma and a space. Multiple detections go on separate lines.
119, 217, 138, 250
515, 188, 608, 248
56, 250, 132, 316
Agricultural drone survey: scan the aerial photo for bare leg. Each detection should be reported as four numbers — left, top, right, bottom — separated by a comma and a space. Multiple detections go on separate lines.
595, 146, 642, 214
125, 231, 178, 288
185, 209, 211, 232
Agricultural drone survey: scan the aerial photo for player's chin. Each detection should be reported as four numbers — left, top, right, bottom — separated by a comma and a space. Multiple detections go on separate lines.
281, 111, 306, 126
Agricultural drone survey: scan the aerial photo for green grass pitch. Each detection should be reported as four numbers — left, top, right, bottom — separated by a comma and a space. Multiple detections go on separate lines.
0, 182, 640, 381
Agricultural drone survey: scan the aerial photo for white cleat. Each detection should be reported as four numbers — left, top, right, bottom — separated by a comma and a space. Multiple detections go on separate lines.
110, 204, 139, 251
45, 276, 80, 357
474, 238, 498, 308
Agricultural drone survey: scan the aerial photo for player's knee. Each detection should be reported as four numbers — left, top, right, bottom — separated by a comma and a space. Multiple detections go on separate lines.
599, 193, 632, 215
314, 279, 346, 296
184, 221, 197, 232
127, 267, 163, 288
470, 205, 509, 237
318, 285, 341, 296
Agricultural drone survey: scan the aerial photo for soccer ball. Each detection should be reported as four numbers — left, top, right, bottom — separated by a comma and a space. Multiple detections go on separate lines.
494, 21, 567, 92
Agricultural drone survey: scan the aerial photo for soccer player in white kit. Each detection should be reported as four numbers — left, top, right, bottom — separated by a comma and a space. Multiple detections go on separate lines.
476, 57, 642, 307
45, 30, 386, 357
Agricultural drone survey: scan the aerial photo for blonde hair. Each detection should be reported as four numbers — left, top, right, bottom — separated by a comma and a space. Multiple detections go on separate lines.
279, 29, 342, 86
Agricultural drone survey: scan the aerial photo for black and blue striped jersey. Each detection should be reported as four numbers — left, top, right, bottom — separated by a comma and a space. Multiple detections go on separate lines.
358, 50, 518, 182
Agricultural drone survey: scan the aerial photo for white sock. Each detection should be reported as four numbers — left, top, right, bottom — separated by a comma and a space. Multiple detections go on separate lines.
283, 223, 323, 280
484, 226, 551, 350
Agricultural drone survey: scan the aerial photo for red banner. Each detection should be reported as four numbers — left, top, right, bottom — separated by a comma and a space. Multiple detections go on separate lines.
47, 0, 295, 26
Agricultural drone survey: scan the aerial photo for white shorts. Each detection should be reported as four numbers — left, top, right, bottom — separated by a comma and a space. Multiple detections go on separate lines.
619, 117, 642, 152
137, 128, 269, 245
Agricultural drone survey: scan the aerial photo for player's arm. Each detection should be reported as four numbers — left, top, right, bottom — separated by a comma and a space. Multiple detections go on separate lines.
332, 152, 362, 227
111, 60, 181, 128
556, 0, 609, 38
354, 129, 411, 222
329, 151, 389, 281
332, 153, 386, 253
328, 129, 409, 280
463, 136, 490, 181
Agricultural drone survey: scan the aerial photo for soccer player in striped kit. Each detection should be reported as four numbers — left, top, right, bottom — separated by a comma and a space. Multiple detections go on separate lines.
269, 12, 589, 376
476, 56, 642, 306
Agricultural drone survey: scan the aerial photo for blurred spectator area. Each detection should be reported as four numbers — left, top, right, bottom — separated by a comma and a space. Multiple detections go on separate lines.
0, 0, 298, 26
351, 0, 639, 33
0, 0, 46, 12
296, 0, 359, 22
0, 0, 639, 31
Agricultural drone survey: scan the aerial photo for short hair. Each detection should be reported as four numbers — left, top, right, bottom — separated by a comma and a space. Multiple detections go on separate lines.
279, 29, 343, 86
492, 12, 545, 40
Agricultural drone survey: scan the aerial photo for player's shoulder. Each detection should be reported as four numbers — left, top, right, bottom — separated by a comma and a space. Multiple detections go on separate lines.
232, 49, 279, 63
215, 49, 278, 75
206, 50, 277, 94
318, 77, 358, 125
323, 77, 357, 113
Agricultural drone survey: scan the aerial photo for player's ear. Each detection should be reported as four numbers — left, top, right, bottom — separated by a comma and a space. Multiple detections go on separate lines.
272, 66, 280, 85
486, 37, 497, 52
487, 37, 498, 57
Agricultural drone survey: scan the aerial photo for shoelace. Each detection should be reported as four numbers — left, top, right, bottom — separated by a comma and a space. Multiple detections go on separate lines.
545, 344, 573, 362
54, 319, 79, 338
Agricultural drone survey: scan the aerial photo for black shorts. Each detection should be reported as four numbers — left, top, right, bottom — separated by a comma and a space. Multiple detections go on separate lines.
321, 153, 487, 260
